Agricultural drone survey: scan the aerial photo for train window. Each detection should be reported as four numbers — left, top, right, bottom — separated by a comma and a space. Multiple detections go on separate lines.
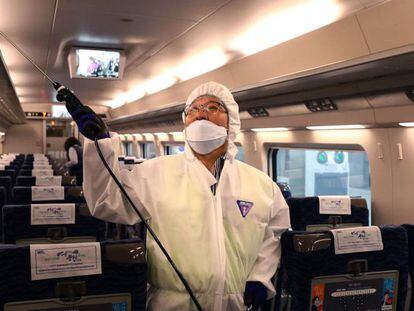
272, 148, 371, 210
141, 142, 156, 159
235, 144, 245, 162
122, 142, 133, 156
165, 144, 185, 155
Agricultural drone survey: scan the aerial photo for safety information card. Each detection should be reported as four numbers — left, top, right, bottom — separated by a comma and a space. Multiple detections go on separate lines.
33, 164, 52, 169
36, 176, 62, 186
32, 169, 54, 177
33, 160, 49, 164
31, 203, 75, 225
31, 186, 64, 201
30, 242, 102, 280
319, 196, 351, 215
331, 226, 383, 254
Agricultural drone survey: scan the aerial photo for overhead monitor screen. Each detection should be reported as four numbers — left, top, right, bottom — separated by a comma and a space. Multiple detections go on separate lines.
52, 105, 71, 118
75, 49, 120, 78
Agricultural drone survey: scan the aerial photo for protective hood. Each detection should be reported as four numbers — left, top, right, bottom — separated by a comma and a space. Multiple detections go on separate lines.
183, 81, 241, 160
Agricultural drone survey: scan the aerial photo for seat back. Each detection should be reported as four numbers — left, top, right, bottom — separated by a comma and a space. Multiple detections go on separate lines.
0, 239, 147, 310
287, 196, 369, 231
16, 176, 36, 186
16, 176, 77, 187
0, 186, 7, 239
0, 170, 16, 185
21, 165, 34, 170
54, 167, 70, 176
22, 163, 53, 170
11, 160, 23, 169
65, 186, 86, 203
402, 224, 414, 311
2, 204, 106, 244
12, 186, 36, 204
62, 175, 77, 186
5, 165, 19, 173
277, 225, 409, 310
0, 176, 12, 202
0, 187, 7, 208
18, 170, 32, 176
12, 186, 85, 204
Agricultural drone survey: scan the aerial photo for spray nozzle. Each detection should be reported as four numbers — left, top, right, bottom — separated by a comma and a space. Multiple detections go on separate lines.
52, 81, 62, 90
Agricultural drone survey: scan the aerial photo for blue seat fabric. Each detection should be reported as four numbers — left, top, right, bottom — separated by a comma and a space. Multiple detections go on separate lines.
402, 224, 414, 311
287, 197, 369, 231
12, 186, 86, 205
0, 239, 147, 310
278, 225, 409, 311
2, 204, 107, 244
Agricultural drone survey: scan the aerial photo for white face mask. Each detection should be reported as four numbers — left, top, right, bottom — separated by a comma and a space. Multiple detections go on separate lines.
185, 120, 228, 155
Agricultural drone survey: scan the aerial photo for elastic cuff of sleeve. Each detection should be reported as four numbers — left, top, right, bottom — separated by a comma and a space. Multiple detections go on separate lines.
98, 132, 110, 139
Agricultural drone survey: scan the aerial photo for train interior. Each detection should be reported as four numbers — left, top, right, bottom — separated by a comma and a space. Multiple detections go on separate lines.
0, 0, 413, 310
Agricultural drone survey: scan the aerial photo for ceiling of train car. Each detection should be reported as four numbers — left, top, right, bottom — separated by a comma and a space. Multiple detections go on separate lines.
0, 0, 384, 117
107, 49, 414, 130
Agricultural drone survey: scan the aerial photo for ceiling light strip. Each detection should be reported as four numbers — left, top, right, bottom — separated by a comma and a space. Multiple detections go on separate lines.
306, 125, 366, 130
251, 127, 289, 132
399, 122, 414, 127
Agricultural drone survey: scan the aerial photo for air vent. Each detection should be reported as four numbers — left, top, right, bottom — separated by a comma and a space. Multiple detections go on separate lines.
247, 107, 269, 118
305, 98, 337, 112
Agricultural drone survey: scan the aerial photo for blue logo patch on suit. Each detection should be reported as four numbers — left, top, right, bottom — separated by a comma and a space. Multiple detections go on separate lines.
237, 200, 254, 218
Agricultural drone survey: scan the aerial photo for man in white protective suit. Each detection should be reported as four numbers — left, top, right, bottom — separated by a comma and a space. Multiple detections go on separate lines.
58, 81, 290, 311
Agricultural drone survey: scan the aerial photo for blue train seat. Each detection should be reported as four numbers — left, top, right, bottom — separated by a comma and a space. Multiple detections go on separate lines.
12, 186, 86, 204
287, 196, 369, 231
16, 176, 39, 186
0, 187, 7, 208
21, 165, 35, 170
21, 163, 53, 170
16, 176, 77, 187
10, 160, 23, 169
0, 170, 16, 185
0, 187, 8, 237
5, 165, 19, 173
0, 176, 12, 203
18, 169, 32, 176
2, 204, 106, 244
402, 224, 414, 311
276, 225, 409, 311
0, 239, 147, 310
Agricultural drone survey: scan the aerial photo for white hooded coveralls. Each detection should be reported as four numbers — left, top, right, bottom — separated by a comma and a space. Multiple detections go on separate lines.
83, 82, 290, 310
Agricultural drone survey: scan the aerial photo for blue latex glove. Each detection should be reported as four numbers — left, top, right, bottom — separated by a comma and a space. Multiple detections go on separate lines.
244, 281, 267, 310
70, 105, 109, 140
56, 86, 109, 140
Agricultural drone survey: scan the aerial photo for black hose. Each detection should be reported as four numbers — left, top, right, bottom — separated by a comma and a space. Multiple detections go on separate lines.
94, 138, 203, 311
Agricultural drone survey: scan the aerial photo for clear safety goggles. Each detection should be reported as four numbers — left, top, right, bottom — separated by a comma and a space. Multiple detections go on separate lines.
184, 101, 227, 117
